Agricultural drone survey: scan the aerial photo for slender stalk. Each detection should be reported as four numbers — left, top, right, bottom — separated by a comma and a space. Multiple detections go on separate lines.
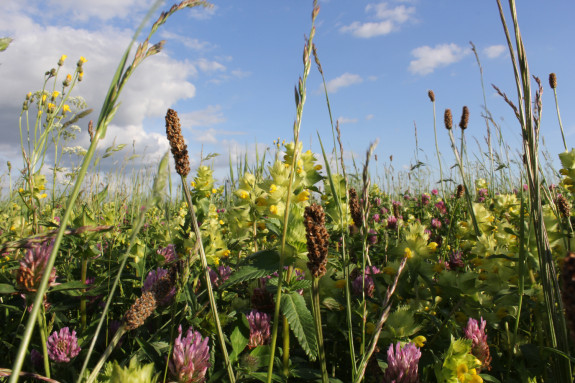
312, 278, 328, 383
37, 307, 50, 379
266, 3, 319, 382
430, 95, 445, 199
181, 179, 235, 383
551, 80, 567, 152
85, 325, 127, 383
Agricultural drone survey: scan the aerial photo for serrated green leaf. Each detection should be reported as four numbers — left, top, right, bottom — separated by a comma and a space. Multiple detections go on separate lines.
281, 291, 318, 361
229, 314, 250, 362
0, 284, 17, 294
221, 250, 280, 288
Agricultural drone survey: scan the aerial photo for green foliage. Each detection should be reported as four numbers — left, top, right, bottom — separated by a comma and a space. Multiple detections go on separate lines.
281, 291, 318, 361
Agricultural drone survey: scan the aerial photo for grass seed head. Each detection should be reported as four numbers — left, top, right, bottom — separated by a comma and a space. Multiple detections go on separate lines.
444, 109, 453, 130
165, 108, 190, 177
428, 90, 435, 102
549, 72, 557, 89
459, 106, 469, 130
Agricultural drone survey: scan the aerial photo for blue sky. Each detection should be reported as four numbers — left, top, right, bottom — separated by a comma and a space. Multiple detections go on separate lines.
1, 0, 574, 187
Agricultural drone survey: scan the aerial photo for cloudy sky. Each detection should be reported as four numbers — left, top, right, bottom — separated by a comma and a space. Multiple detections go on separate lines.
1, 0, 574, 185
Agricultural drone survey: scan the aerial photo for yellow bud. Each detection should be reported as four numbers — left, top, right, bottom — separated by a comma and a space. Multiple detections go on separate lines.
219, 220, 224, 225
62, 104, 71, 114
51, 91, 60, 100
404, 247, 413, 259
412, 335, 426, 348
314, 164, 322, 171
212, 188, 217, 194
269, 184, 277, 193
269, 205, 278, 215
58, 54, 67, 66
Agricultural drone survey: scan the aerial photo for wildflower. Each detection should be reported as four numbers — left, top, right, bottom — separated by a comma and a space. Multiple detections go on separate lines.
46, 327, 81, 363
16, 240, 57, 292
209, 265, 232, 287
444, 109, 453, 130
157, 244, 177, 263
58, 55, 67, 66
165, 109, 190, 177
269, 205, 278, 215
143, 267, 176, 305
459, 106, 469, 130
247, 310, 271, 348
353, 274, 375, 298
211, 188, 217, 194
383, 342, 421, 383
431, 189, 439, 196
169, 326, 211, 383
435, 201, 447, 215
304, 204, 329, 278
421, 193, 430, 206
314, 164, 322, 171
240, 191, 249, 199
349, 188, 362, 227
448, 250, 465, 270
124, 291, 157, 330
77, 56, 87, 66
427, 242, 438, 252
63, 74, 72, 87
78, 72, 83, 81
368, 229, 378, 245
297, 189, 310, 202
431, 218, 441, 230
412, 335, 426, 348
373, 213, 381, 223
464, 317, 492, 371
51, 91, 60, 100
39, 193, 48, 199
387, 215, 398, 230
269, 184, 277, 193
404, 247, 413, 259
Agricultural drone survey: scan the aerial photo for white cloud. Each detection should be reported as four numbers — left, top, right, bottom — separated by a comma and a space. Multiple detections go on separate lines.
194, 58, 226, 72
341, 2, 415, 38
160, 31, 213, 51
483, 45, 506, 59
365, 114, 374, 120
187, 4, 218, 20
325, 73, 363, 93
408, 43, 469, 75
180, 105, 226, 128
337, 117, 358, 124
46, 0, 154, 21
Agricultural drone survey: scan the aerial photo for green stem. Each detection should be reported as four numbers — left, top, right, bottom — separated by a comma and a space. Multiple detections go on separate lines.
37, 306, 50, 379
312, 278, 328, 383
181, 178, 235, 383
80, 257, 87, 331
85, 325, 127, 383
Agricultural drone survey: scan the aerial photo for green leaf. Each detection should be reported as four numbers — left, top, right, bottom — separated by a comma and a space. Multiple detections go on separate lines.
0, 284, 17, 294
49, 280, 88, 292
221, 250, 280, 288
281, 291, 318, 361
229, 314, 250, 362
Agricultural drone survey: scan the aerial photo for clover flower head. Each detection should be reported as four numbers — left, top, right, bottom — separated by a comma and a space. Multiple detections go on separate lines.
464, 317, 492, 371
246, 310, 271, 349
387, 215, 398, 230
47, 327, 81, 363
17, 240, 57, 292
383, 342, 421, 383
169, 326, 211, 383
157, 244, 178, 263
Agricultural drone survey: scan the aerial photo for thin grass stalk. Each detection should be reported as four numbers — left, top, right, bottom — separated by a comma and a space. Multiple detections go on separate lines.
429, 92, 445, 199
37, 307, 50, 379
511, 184, 526, 361
180, 179, 235, 383
497, 0, 572, 379
311, 277, 328, 383
353, 257, 407, 383
266, 3, 319, 381
550, 75, 567, 152
446, 128, 480, 237
317, 134, 357, 379
84, 325, 127, 383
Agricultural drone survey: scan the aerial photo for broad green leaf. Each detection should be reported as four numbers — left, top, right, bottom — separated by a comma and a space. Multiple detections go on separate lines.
0, 284, 17, 294
281, 291, 318, 361
221, 250, 280, 288
229, 314, 250, 362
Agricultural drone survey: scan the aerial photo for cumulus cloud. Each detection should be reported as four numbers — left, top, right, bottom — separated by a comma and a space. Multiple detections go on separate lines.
483, 44, 506, 59
337, 117, 358, 124
408, 43, 469, 75
340, 2, 415, 38
0, 0, 225, 172
180, 105, 226, 128
324, 73, 363, 93
46, 0, 154, 22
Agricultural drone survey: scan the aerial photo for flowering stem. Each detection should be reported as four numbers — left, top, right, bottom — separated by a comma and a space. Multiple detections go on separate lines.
431, 99, 446, 200
311, 277, 328, 383
181, 177, 235, 383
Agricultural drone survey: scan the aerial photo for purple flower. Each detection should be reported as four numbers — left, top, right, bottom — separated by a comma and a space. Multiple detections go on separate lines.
421, 194, 430, 206
170, 326, 211, 383
46, 327, 81, 363
477, 188, 488, 202
430, 218, 441, 230
143, 267, 176, 305
17, 240, 57, 293
157, 244, 177, 263
381, 207, 389, 215
246, 310, 271, 349
464, 317, 492, 371
434, 201, 447, 215
387, 216, 398, 230
383, 342, 421, 383
209, 265, 232, 288
374, 197, 382, 206
352, 275, 375, 298
431, 189, 439, 196
448, 251, 465, 270
373, 213, 381, 223
365, 265, 380, 275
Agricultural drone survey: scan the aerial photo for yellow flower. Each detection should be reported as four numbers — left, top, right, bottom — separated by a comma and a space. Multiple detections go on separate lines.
191, 181, 196, 187
64, 74, 72, 86
269, 205, 278, 215
296, 190, 310, 202
404, 247, 413, 259
78, 56, 87, 64
412, 335, 426, 348
47, 103, 56, 113
240, 191, 249, 199
58, 54, 67, 66
78, 72, 83, 81
41, 94, 47, 104
269, 184, 277, 193
62, 104, 71, 113
26, 92, 32, 100
219, 220, 224, 225
427, 242, 438, 252
296, 167, 303, 174
18, 188, 24, 193
39, 193, 48, 199
314, 164, 322, 171
212, 188, 217, 194
433, 262, 445, 273
222, 250, 230, 257
51, 91, 60, 100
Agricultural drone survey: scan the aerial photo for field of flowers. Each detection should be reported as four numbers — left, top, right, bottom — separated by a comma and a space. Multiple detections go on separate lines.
1, 1, 575, 382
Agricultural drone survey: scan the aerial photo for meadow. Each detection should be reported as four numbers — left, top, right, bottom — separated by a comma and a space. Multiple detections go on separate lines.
1, 0, 575, 382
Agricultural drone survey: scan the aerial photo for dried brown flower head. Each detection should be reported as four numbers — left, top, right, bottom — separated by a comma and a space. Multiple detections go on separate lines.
349, 188, 362, 228
459, 106, 469, 130
549, 73, 557, 89
304, 204, 330, 278
88, 120, 94, 142
444, 109, 453, 130
124, 291, 157, 331
165, 108, 190, 177
556, 195, 571, 218
456, 184, 465, 199
428, 90, 435, 102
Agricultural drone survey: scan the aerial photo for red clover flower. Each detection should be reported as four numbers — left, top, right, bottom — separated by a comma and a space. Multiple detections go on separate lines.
169, 326, 211, 383
46, 327, 81, 363
383, 342, 421, 383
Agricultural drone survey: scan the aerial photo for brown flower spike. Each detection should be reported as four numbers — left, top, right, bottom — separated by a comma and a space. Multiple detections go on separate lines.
549, 73, 557, 89
444, 109, 453, 130
165, 108, 190, 177
459, 106, 469, 130
456, 184, 465, 199
556, 195, 571, 218
349, 188, 362, 228
124, 291, 157, 331
304, 204, 330, 278
427, 90, 435, 102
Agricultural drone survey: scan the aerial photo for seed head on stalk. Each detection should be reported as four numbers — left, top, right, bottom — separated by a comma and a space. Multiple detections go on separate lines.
444, 108, 453, 130
165, 108, 190, 177
304, 204, 329, 278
